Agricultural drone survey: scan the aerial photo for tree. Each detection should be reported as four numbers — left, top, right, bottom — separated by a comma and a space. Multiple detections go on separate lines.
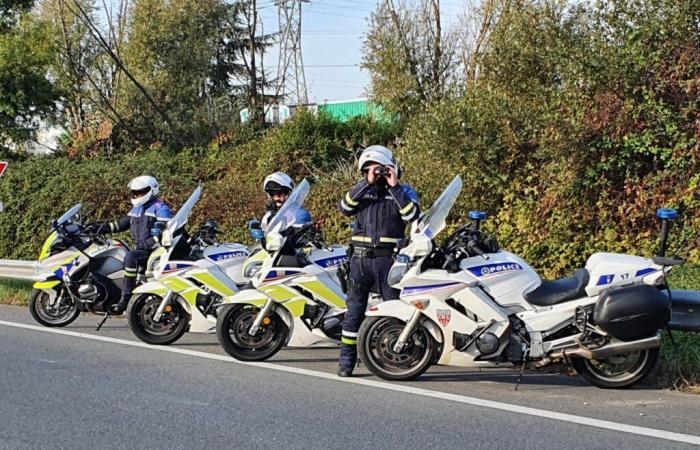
0, 2, 59, 154
362, 0, 463, 116
40, 0, 101, 133
223, 0, 277, 129
0, 0, 32, 32
120, 0, 232, 145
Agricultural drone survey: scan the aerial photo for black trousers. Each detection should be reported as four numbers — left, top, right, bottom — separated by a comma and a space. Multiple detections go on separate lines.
122, 249, 150, 300
339, 254, 399, 368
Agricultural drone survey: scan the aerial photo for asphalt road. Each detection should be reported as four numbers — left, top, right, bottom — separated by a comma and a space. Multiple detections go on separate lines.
1, 304, 699, 449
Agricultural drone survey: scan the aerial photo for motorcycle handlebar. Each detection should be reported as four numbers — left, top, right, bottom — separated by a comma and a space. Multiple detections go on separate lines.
467, 240, 489, 260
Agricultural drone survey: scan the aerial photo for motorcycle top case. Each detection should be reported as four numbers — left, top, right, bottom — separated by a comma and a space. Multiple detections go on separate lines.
593, 284, 671, 341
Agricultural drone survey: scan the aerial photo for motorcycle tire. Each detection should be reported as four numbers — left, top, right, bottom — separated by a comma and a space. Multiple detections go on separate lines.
28, 288, 80, 327
127, 293, 189, 345
358, 316, 436, 381
571, 347, 659, 389
216, 304, 288, 362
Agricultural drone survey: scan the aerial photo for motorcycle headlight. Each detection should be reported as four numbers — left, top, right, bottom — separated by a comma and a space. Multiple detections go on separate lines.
388, 263, 409, 286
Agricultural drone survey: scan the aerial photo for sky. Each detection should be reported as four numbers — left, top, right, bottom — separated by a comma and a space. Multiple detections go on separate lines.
255, 0, 466, 103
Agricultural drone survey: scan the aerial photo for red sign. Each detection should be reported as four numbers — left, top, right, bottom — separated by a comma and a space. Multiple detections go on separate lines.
0, 161, 7, 178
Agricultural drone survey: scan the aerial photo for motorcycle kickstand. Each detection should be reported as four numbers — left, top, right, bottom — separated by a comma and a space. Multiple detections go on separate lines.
514, 349, 530, 391
96, 313, 110, 331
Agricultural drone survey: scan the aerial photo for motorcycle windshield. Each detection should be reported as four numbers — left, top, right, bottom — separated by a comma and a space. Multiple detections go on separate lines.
167, 185, 202, 235
416, 175, 462, 239
56, 204, 82, 226
266, 179, 311, 234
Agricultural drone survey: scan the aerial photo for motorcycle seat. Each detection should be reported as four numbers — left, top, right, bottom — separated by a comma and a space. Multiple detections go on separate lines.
524, 268, 590, 307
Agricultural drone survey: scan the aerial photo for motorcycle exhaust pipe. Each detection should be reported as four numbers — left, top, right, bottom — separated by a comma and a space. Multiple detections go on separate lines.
550, 333, 661, 361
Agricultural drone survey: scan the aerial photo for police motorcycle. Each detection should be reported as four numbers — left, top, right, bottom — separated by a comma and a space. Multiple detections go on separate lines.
358, 175, 698, 388
216, 179, 350, 361
29, 204, 132, 328
126, 186, 251, 345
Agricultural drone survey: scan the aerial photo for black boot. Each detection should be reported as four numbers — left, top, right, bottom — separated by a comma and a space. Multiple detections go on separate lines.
337, 366, 353, 377
110, 297, 129, 314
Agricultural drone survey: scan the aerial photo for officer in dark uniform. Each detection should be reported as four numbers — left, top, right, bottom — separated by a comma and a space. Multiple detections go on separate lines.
96, 175, 173, 313
337, 145, 420, 377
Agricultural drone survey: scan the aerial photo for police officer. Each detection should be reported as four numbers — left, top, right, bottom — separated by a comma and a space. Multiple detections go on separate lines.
261, 172, 312, 231
337, 146, 420, 377
98, 176, 173, 313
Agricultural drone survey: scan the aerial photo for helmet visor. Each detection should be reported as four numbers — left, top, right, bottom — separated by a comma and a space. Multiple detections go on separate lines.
130, 186, 152, 199
264, 181, 292, 195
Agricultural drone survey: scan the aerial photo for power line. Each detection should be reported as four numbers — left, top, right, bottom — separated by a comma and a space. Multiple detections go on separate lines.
308, 2, 372, 13
305, 10, 368, 19
304, 28, 365, 32
268, 63, 360, 68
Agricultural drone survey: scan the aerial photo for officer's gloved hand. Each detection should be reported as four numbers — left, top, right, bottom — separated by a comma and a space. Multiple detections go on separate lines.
84, 222, 103, 235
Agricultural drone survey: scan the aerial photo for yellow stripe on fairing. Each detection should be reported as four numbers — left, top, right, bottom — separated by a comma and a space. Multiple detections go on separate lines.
191, 272, 235, 296
34, 280, 60, 289
296, 280, 346, 308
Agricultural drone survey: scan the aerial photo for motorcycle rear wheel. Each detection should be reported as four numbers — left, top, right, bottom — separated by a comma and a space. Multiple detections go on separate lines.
28, 288, 80, 327
127, 294, 189, 345
358, 316, 436, 381
571, 347, 659, 389
216, 304, 288, 362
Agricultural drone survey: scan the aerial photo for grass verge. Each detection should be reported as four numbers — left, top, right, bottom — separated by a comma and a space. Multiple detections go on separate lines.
657, 265, 700, 391
0, 279, 32, 306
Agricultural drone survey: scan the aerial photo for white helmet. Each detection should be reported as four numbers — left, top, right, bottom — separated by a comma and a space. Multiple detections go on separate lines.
359, 145, 395, 171
263, 172, 295, 196
358, 145, 401, 177
128, 175, 159, 208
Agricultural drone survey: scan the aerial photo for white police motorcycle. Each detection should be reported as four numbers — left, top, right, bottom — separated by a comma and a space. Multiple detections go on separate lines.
358, 175, 699, 388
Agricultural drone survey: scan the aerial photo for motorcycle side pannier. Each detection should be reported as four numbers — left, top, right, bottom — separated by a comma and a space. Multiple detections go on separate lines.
593, 285, 671, 341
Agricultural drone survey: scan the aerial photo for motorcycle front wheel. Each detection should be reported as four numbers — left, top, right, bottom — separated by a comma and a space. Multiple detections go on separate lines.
28, 288, 80, 327
358, 316, 436, 381
127, 294, 189, 345
571, 347, 659, 389
216, 304, 288, 362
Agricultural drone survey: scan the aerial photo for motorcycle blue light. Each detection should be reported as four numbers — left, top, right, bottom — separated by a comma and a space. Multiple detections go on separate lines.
250, 229, 265, 240
469, 211, 488, 220
656, 208, 678, 220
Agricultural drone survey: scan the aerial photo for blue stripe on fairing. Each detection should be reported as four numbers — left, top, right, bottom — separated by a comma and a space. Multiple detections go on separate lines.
466, 263, 523, 278
314, 256, 348, 268
163, 263, 194, 273
264, 270, 302, 280
402, 282, 461, 295
635, 268, 657, 277
596, 274, 614, 286
207, 251, 249, 262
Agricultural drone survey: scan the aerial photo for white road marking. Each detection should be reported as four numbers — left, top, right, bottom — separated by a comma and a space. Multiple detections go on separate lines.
2, 319, 699, 446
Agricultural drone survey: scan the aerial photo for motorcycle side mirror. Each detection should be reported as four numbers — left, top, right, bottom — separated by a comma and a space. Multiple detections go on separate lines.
152, 222, 166, 234
151, 222, 166, 243
656, 208, 678, 257
248, 219, 264, 240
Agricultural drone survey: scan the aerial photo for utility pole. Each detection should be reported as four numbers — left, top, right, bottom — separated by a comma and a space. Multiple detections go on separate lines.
276, 0, 309, 106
